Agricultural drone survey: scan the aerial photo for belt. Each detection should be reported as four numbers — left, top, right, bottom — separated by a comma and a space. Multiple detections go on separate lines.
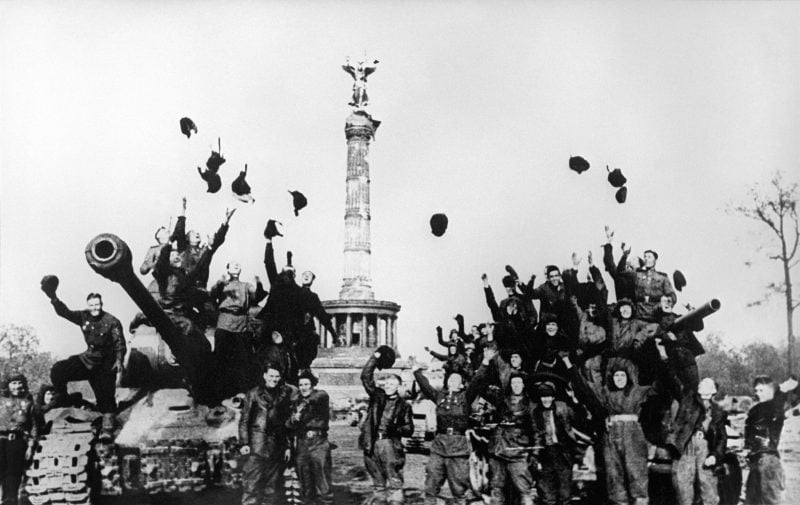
608, 414, 639, 423
437, 427, 466, 435
376, 432, 394, 440
0, 431, 24, 441
304, 429, 327, 439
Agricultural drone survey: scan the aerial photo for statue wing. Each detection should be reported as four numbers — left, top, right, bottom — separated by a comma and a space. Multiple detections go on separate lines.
342, 65, 356, 79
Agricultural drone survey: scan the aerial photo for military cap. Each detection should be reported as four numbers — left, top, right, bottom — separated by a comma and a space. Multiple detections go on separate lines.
179, 117, 197, 138
375, 345, 397, 370
430, 213, 448, 237
569, 156, 590, 174
289, 190, 308, 216
615, 186, 627, 204
298, 370, 319, 387
607, 166, 627, 188
673, 270, 686, 291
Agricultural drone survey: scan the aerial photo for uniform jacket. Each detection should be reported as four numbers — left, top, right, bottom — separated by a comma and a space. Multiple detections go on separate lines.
256, 242, 304, 339
745, 385, 799, 458
0, 395, 36, 437
210, 278, 267, 333
287, 389, 330, 433
413, 364, 487, 457
51, 299, 126, 370
478, 375, 537, 461
532, 401, 577, 452
359, 356, 414, 455
171, 215, 229, 289
602, 244, 636, 302
671, 396, 727, 461
239, 382, 298, 453
634, 267, 676, 322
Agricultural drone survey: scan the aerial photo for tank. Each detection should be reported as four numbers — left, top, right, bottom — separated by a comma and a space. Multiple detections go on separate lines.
25, 234, 247, 505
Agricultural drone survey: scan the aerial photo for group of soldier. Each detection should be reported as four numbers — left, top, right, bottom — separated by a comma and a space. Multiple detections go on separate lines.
1, 205, 798, 505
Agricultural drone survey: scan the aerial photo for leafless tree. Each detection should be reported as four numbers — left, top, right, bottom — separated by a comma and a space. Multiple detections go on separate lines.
730, 172, 800, 374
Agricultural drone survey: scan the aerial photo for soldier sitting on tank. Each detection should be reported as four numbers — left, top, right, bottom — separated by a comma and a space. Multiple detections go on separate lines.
256, 231, 304, 350
139, 225, 171, 299
287, 370, 332, 505
412, 347, 494, 505
0, 373, 37, 505
360, 349, 414, 505
239, 362, 297, 505
209, 261, 266, 395
41, 280, 125, 437
152, 207, 235, 336
33, 385, 56, 436
296, 270, 338, 372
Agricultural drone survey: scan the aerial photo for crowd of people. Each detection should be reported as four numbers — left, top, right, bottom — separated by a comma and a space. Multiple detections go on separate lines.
1, 206, 798, 505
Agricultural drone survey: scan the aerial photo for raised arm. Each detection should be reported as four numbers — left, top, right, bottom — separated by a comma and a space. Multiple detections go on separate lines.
412, 368, 439, 402
482, 274, 502, 321
361, 352, 379, 396
249, 277, 268, 305
264, 240, 279, 286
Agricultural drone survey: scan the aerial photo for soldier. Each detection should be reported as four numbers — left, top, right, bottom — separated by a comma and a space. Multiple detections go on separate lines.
239, 363, 297, 505
412, 348, 494, 505
41, 282, 125, 437
0, 374, 36, 505
532, 381, 577, 505
633, 249, 676, 322
476, 370, 538, 505
262, 330, 299, 387
360, 350, 414, 505
257, 234, 304, 349
296, 270, 338, 371
529, 265, 570, 326
669, 377, 727, 505
287, 370, 332, 505
209, 261, 267, 394
744, 375, 799, 505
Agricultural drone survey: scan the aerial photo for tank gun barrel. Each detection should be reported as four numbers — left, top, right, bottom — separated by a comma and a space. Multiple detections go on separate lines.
672, 299, 721, 332
84, 234, 194, 368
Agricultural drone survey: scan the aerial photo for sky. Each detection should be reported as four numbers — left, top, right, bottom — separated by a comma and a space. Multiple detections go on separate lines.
1, 1, 799, 363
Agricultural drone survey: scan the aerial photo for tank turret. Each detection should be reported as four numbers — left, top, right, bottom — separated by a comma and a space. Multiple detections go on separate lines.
85, 233, 218, 404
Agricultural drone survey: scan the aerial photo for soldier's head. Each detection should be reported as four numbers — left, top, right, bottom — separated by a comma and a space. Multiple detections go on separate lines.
587, 303, 598, 318
43, 387, 56, 406
485, 322, 495, 337
659, 295, 674, 314
449, 329, 459, 342
271, 331, 284, 345
612, 369, 629, 390
446, 372, 464, 392
226, 261, 242, 278
7, 373, 27, 397
155, 226, 170, 245
300, 271, 315, 287
169, 246, 183, 268
545, 266, 562, 287
509, 351, 523, 369
262, 363, 282, 389
464, 342, 476, 356
470, 326, 480, 339
502, 275, 516, 296
753, 375, 775, 403
617, 299, 634, 320
537, 382, 556, 409
298, 371, 318, 397
698, 378, 717, 402
383, 374, 402, 396
643, 250, 658, 269
509, 373, 526, 396
86, 293, 103, 317
186, 230, 201, 247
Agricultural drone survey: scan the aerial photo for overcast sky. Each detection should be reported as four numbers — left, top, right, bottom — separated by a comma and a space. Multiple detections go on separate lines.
2, 1, 799, 363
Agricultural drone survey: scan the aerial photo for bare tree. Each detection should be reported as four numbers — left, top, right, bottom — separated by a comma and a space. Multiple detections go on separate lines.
730, 172, 800, 374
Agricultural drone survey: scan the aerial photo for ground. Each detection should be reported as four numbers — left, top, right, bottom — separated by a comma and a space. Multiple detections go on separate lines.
93, 419, 800, 504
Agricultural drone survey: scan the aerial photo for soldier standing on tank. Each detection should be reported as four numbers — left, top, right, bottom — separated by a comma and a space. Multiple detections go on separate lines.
287, 370, 333, 505
296, 270, 338, 372
633, 249, 676, 323
0, 373, 37, 505
360, 349, 414, 505
41, 280, 125, 438
257, 231, 304, 350
209, 261, 267, 394
239, 362, 297, 505
411, 347, 494, 505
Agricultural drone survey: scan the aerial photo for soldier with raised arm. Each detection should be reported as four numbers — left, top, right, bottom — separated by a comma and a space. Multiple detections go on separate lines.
412, 348, 494, 505
360, 348, 414, 505
41, 277, 125, 438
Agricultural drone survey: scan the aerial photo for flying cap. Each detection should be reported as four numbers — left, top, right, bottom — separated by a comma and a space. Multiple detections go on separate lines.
430, 213, 448, 237
569, 156, 590, 174
179, 117, 198, 138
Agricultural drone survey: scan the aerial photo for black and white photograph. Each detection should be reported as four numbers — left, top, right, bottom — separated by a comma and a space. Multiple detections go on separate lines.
1, 2, 799, 504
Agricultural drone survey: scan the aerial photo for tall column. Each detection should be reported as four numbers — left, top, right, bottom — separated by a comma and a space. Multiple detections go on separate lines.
339, 112, 379, 301
346, 313, 353, 347
390, 317, 397, 348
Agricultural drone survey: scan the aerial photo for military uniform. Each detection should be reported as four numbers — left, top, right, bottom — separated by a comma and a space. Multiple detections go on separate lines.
478, 383, 537, 505
359, 356, 414, 505
744, 385, 797, 505
239, 381, 297, 505
413, 364, 487, 505
288, 389, 333, 505
49, 299, 126, 413
0, 383, 36, 505
533, 401, 577, 505
633, 267, 676, 322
